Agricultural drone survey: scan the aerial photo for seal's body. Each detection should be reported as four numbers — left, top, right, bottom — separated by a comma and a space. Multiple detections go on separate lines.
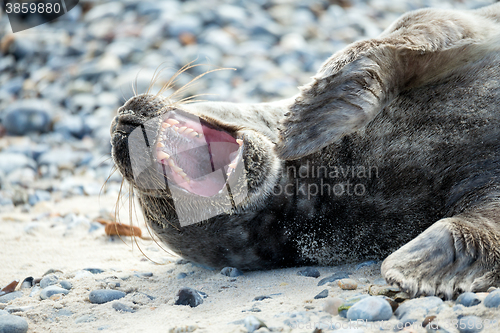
111, 3, 500, 299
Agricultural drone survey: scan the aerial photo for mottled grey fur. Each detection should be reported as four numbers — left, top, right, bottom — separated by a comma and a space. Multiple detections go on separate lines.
111, 3, 500, 299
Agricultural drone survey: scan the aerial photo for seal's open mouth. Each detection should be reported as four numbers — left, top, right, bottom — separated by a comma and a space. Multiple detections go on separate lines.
155, 110, 243, 197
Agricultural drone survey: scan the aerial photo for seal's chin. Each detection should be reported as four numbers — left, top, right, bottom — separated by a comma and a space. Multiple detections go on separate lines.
155, 110, 244, 197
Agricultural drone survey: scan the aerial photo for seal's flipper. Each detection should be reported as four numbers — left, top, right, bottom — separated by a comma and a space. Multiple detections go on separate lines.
276, 3, 500, 160
382, 203, 500, 299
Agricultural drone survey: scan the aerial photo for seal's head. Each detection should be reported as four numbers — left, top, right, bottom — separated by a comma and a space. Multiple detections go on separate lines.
110, 93, 282, 226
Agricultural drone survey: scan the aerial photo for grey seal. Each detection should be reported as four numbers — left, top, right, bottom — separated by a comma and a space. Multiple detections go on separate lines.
111, 3, 500, 299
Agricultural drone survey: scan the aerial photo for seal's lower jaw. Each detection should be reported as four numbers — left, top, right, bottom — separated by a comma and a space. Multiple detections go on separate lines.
155, 110, 244, 197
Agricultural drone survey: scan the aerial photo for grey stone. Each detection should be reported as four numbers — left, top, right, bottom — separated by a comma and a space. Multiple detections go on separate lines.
297, 267, 320, 278
244, 315, 266, 333
253, 296, 272, 301
483, 289, 500, 308
112, 302, 135, 313
89, 290, 126, 304
346, 296, 393, 321
133, 272, 153, 278
314, 289, 328, 299
0, 314, 28, 333
338, 295, 370, 318
28, 190, 51, 206
59, 281, 72, 290
220, 267, 243, 277
395, 297, 443, 320
0, 154, 36, 175
74, 314, 96, 324
2, 100, 52, 135
317, 272, 349, 286
84, 268, 105, 274
0, 292, 23, 304
39, 275, 58, 289
40, 286, 69, 300
174, 287, 203, 308
177, 273, 187, 279
456, 292, 481, 307
356, 260, 378, 270
28, 287, 40, 298
55, 309, 73, 317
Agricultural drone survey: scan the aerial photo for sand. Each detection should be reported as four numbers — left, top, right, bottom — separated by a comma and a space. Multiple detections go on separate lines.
1, 195, 500, 333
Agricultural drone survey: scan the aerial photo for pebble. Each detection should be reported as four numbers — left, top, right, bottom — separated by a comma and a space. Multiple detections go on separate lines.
74, 314, 96, 324
174, 287, 204, 308
456, 292, 481, 307
314, 289, 328, 299
317, 272, 349, 286
2, 99, 52, 135
395, 296, 443, 320
0, 292, 23, 304
253, 296, 272, 301
338, 295, 370, 318
368, 285, 400, 297
355, 260, 378, 270
39, 275, 58, 289
89, 290, 126, 304
28, 287, 40, 298
243, 315, 266, 333
55, 309, 73, 317
177, 273, 188, 279
0, 314, 29, 333
112, 302, 135, 313
59, 281, 73, 290
483, 289, 500, 308
220, 267, 244, 277
83, 268, 105, 274
457, 315, 484, 333
346, 296, 393, 321
338, 278, 358, 290
40, 286, 69, 300
323, 297, 344, 315
104, 223, 142, 237
297, 267, 320, 278
133, 272, 153, 278
0, 154, 36, 175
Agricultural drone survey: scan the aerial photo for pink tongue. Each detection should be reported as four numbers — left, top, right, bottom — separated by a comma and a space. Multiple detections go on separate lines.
168, 163, 227, 197
163, 112, 238, 197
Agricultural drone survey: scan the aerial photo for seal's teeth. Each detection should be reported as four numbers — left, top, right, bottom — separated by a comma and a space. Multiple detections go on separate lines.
172, 165, 183, 173
179, 171, 187, 178
228, 162, 237, 169
184, 128, 194, 134
236, 139, 243, 146
173, 126, 179, 132
178, 126, 187, 133
189, 132, 198, 138
162, 123, 171, 128
167, 159, 175, 167
197, 133, 204, 139
158, 151, 170, 160
157, 142, 165, 148
166, 119, 179, 125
